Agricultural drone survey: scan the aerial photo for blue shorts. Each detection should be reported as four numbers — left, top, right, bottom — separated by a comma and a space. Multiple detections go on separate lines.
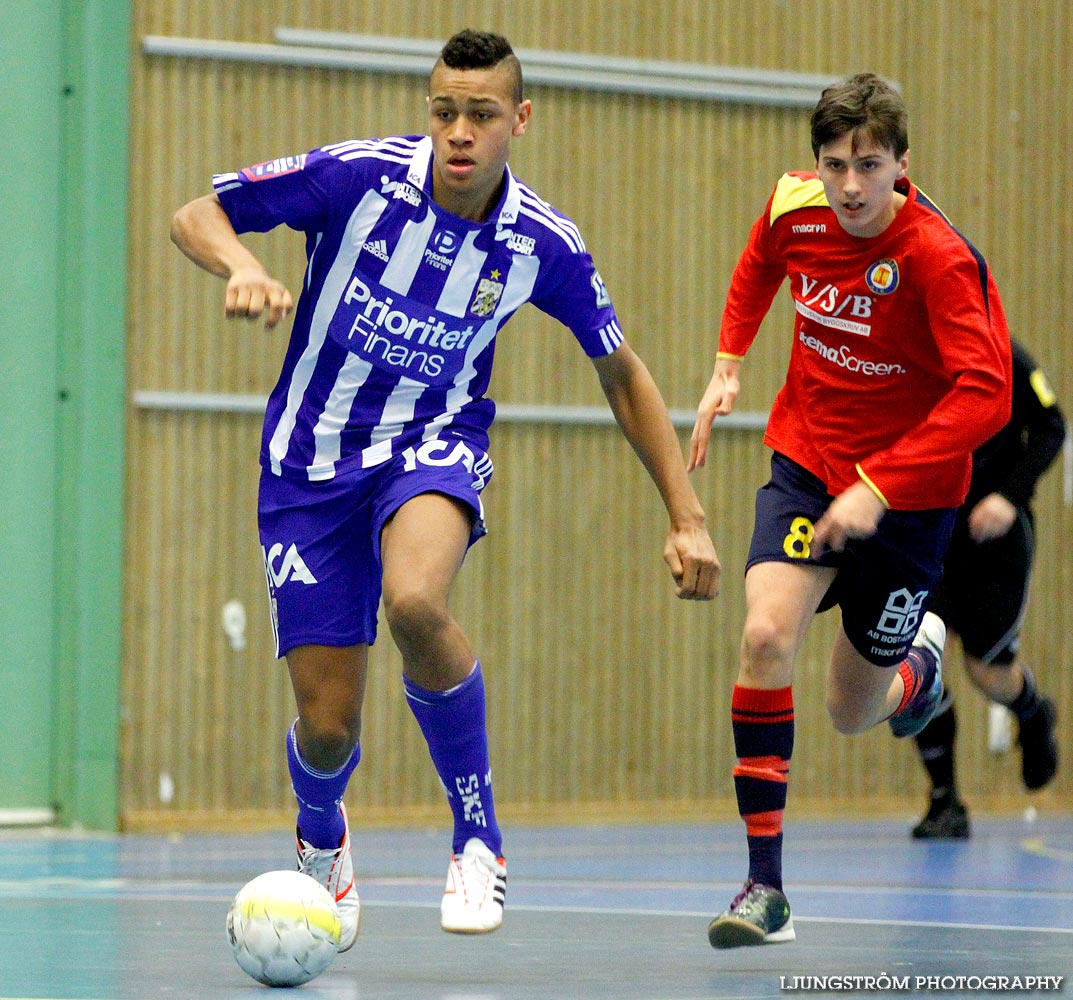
258, 438, 492, 657
747, 453, 956, 666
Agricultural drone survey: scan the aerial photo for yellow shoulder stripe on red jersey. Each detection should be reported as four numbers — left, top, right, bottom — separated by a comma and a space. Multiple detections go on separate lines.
769, 173, 828, 226
1030, 368, 1057, 408
855, 464, 891, 508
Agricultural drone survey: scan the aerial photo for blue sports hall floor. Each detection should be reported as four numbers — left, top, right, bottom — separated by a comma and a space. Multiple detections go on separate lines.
0, 812, 1070, 999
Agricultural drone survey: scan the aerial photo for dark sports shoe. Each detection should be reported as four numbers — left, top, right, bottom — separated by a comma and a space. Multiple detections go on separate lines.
708, 880, 795, 949
912, 794, 970, 839
1019, 697, 1058, 791
889, 612, 946, 738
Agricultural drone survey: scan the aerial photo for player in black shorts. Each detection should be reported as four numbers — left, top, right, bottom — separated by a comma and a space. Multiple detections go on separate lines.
688, 74, 1012, 948
912, 338, 1066, 838
748, 452, 955, 670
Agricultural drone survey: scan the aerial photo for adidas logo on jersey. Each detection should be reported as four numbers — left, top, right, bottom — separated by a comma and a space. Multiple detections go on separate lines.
363, 239, 389, 261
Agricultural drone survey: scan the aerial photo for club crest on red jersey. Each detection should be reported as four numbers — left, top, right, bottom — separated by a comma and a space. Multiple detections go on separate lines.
865, 259, 900, 295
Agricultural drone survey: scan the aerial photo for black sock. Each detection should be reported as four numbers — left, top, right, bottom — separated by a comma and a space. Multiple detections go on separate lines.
1007, 666, 1041, 723
914, 689, 957, 798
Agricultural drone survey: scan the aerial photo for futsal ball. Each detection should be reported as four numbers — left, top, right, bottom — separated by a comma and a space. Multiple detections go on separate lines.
226, 870, 341, 987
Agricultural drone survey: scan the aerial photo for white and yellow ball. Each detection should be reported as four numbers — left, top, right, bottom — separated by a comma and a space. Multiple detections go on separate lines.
226, 870, 341, 987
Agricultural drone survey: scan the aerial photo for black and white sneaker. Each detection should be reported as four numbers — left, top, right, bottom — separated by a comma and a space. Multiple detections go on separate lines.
440, 837, 506, 933
708, 880, 795, 949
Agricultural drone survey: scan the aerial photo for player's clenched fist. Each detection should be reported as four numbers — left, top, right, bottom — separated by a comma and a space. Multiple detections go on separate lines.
225, 267, 294, 329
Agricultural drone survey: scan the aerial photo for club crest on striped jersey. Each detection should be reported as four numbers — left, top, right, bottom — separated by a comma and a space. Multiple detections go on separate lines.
865, 258, 900, 295
470, 274, 504, 317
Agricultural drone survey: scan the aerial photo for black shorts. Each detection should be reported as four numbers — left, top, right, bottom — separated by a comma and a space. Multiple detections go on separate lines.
929, 505, 1033, 665
747, 453, 956, 666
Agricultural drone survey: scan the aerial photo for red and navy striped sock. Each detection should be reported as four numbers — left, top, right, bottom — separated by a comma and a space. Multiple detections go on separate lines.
731, 684, 794, 892
895, 649, 929, 714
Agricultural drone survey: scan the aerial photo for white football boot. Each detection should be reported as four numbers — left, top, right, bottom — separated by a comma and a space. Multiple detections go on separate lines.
440, 837, 506, 933
296, 803, 360, 951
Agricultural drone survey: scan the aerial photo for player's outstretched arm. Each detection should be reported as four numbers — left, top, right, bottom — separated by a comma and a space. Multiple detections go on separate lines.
171, 193, 294, 329
592, 344, 720, 600
688, 356, 741, 472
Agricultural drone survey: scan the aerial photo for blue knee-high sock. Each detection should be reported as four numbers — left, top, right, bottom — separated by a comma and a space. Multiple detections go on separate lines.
403, 661, 502, 856
286, 721, 360, 849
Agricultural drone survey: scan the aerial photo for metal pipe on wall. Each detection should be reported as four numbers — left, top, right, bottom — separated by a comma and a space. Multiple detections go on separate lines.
130, 390, 769, 432
141, 32, 831, 107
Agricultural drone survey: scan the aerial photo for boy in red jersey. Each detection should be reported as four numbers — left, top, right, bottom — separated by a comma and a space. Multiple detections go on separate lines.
689, 73, 1012, 948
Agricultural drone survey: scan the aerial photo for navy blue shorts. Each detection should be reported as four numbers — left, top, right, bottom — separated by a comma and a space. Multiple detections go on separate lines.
258, 438, 492, 657
930, 504, 1033, 665
747, 453, 956, 666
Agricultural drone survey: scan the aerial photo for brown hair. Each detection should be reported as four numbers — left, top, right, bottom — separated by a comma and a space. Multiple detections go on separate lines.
810, 73, 908, 159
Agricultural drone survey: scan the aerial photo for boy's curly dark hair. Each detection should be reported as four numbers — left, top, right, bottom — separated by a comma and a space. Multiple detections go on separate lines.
436, 29, 523, 104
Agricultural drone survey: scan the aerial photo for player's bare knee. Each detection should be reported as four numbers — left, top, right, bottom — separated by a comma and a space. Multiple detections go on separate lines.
965, 654, 997, 688
826, 696, 870, 735
296, 719, 360, 772
740, 615, 795, 678
384, 586, 449, 650
294, 699, 361, 770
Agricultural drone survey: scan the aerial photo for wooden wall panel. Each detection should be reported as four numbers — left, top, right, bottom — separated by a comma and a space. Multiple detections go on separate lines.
123, 0, 1072, 830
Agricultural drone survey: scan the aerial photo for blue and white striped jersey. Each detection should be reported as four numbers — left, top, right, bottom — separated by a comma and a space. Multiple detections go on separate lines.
214, 135, 623, 481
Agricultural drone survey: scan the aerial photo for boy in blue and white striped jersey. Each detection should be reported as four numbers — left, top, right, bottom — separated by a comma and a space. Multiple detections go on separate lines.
172, 28, 719, 945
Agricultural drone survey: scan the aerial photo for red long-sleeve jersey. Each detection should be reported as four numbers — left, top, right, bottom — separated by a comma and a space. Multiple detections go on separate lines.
720, 172, 1012, 510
